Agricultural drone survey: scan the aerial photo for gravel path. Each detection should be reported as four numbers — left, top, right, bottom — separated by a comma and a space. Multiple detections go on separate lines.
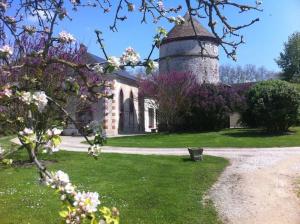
11, 136, 300, 223
208, 150, 300, 224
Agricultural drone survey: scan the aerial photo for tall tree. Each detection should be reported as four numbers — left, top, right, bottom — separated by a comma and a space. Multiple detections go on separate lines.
276, 32, 300, 82
220, 64, 277, 84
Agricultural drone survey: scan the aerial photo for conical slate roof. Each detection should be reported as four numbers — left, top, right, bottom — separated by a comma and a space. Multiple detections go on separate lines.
161, 13, 218, 45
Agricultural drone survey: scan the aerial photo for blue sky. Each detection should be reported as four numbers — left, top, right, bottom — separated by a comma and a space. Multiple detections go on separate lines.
43, 1, 300, 71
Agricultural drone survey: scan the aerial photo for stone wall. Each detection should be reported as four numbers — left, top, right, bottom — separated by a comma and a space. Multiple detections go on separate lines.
103, 77, 141, 136
63, 76, 142, 137
230, 112, 242, 128
159, 39, 219, 84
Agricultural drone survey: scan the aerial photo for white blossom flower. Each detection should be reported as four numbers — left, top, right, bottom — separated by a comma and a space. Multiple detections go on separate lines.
64, 183, 75, 194
0, 2, 7, 11
168, 16, 176, 22
52, 147, 60, 152
46, 129, 53, 137
5, 16, 15, 24
146, 60, 159, 74
66, 76, 76, 82
120, 47, 140, 66
60, 194, 67, 201
92, 64, 105, 73
46, 170, 71, 190
45, 144, 60, 153
169, 16, 185, 25
157, 1, 164, 11
153, 61, 159, 70
70, 0, 79, 4
3, 88, 12, 97
32, 91, 48, 112
19, 91, 32, 105
88, 144, 102, 157
0, 45, 13, 57
19, 128, 36, 143
46, 128, 62, 138
175, 15, 185, 25
23, 25, 36, 34
44, 128, 62, 153
80, 95, 88, 101
74, 191, 100, 213
17, 117, 24, 122
54, 170, 70, 184
24, 128, 34, 135
107, 56, 121, 69
2, 159, 13, 165
19, 127, 34, 136
58, 31, 76, 43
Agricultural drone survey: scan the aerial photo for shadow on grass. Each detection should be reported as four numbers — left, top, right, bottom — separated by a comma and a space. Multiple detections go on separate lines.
222, 129, 296, 138
181, 157, 194, 162
181, 157, 207, 163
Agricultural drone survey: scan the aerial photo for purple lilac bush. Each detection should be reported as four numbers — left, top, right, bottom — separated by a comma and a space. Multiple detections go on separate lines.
139, 72, 252, 132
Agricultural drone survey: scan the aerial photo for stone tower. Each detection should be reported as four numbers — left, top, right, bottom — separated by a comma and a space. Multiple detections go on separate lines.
159, 13, 220, 84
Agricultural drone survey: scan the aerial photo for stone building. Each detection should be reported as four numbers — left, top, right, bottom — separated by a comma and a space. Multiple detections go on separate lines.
63, 54, 158, 137
63, 71, 158, 137
64, 14, 220, 136
159, 13, 220, 84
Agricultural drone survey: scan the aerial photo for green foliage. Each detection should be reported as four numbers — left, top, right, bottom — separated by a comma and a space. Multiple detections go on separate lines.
241, 80, 300, 132
1, 158, 13, 165
51, 136, 62, 147
100, 207, 120, 224
276, 32, 300, 82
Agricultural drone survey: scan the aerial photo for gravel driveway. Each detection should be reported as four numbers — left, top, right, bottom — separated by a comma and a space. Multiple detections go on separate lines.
208, 149, 300, 224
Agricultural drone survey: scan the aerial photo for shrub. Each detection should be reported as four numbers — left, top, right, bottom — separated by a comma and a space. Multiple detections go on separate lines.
139, 72, 250, 132
139, 72, 197, 132
184, 83, 251, 131
241, 80, 300, 132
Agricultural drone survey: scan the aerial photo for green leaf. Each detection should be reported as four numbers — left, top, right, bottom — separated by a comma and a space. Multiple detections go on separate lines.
59, 210, 68, 218
51, 136, 62, 147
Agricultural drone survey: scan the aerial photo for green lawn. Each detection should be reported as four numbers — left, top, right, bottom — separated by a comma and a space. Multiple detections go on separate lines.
105, 127, 300, 148
0, 137, 228, 224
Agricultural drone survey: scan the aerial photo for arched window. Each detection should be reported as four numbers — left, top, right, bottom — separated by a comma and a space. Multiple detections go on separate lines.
129, 91, 134, 113
148, 108, 154, 128
119, 89, 124, 113
119, 89, 124, 132
128, 91, 135, 129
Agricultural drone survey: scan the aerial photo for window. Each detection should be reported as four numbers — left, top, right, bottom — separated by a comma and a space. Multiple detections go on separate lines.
119, 89, 124, 132
129, 91, 134, 113
119, 89, 124, 113
149, 108, 154, 128
129, 91, 135, 128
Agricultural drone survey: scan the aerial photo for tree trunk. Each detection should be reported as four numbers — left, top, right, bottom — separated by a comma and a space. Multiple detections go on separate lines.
26, 147, 34, 163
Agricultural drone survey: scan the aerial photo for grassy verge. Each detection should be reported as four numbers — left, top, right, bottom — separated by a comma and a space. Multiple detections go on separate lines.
0, 137, 228, 224
104, 127, 300, 148
0, 135, 16, 148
